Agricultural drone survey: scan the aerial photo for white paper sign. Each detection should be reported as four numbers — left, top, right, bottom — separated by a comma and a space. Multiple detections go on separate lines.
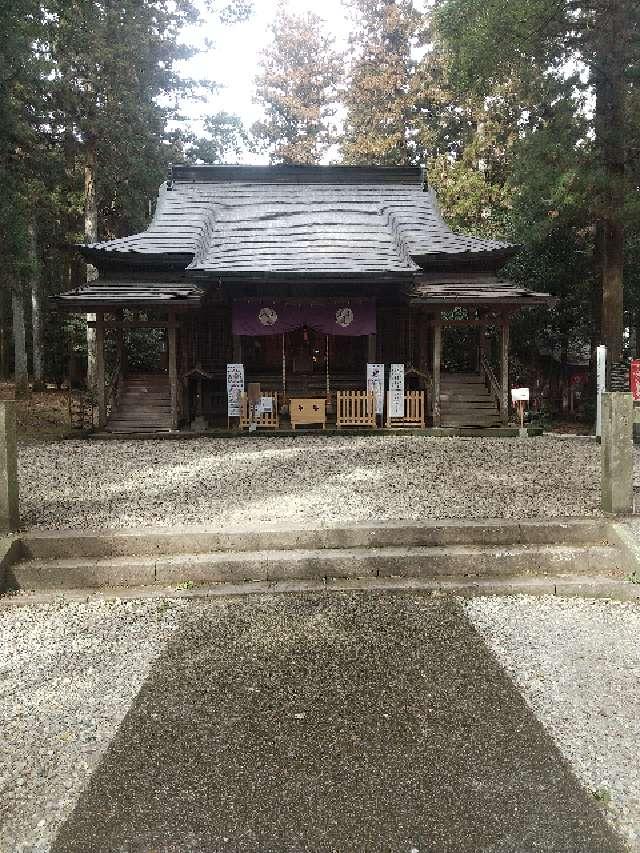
596, 344, 606, 438
258, 396, 273, 414
511, 387, 530, 403
389, 364, 405, 418
367, 363, 385, 415
227, 363, 245, 417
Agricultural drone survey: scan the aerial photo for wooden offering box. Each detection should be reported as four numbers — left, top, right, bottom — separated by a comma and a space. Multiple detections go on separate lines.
290, 398, 326, 430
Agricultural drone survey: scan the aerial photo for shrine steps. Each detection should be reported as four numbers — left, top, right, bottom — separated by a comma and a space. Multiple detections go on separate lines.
4, 519, 633, 593
106, 374, 173, 434
440, 373, 501, 428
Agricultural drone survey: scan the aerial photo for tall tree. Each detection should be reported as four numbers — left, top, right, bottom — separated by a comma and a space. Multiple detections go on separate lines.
435, 0, 639, 362
342, 0, 421, 165
253, 5, 343, 164
0, 0, 49, 395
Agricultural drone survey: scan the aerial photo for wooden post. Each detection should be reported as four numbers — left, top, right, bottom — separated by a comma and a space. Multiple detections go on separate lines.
432, 312, 441, 427
478, 311, 488, 372
501, 314, 510, 426
95, 311, 106, 429
168, 310, 178, 430
367, 333, 377, 363
232, 335, 242, 363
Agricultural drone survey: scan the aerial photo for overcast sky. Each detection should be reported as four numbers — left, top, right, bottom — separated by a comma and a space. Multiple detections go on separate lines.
177, 0, 352, 161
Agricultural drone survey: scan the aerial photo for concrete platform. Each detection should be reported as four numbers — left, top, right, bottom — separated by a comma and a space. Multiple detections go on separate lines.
87, 426, 545, 440
1, 517, 636, 594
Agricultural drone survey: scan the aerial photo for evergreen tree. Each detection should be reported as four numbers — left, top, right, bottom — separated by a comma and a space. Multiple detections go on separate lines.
253, 5, 343, 164
342, 0, 421, 165
434, 0, 640, 361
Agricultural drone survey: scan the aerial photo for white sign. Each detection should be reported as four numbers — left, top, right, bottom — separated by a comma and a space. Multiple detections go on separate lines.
511, 388, 530, 403
596, 344, 606, 438
367, 363, 385, 415
389, 363, 405, 418
256, 396, 273, 415
226, 363, 244, 417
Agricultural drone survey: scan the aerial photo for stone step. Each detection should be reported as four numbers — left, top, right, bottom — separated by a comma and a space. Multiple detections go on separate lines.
7, 543, 625, 590
18, 519, 612, 560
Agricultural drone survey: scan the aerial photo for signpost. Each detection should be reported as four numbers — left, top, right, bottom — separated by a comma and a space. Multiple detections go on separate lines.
388, 364, 405, 418
367, 363, 385, 419
631, 360, 640, 402
226, 363, 244, 425
596, 345, 606, 438
511, 387, 529, 431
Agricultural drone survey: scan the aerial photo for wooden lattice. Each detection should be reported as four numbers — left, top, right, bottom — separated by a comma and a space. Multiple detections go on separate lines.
239, 391, 280, 430
385, 391, 425, 429
336, 391, 376, 429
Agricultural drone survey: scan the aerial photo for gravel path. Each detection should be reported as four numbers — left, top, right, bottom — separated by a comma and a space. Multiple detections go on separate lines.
19, 435, 639, 530
0, 597, 187, 852
466, 595, 640, 851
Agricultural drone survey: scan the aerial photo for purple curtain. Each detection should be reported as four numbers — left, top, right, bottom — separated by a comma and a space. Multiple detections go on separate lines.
232, 301, 375, 337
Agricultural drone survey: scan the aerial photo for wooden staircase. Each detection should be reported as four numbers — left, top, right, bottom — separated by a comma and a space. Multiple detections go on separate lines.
106, 373, 173, 434
440, 372, 502, 428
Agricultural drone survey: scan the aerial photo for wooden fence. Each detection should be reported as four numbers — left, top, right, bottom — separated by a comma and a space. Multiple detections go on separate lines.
239, 391, 280, 430
385, 391, 425, 429
336, 391, 376, 429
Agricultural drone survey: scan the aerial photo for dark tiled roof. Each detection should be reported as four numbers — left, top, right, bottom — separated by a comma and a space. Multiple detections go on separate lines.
50, 281, 203, 310
411, 273, 554, 306
81, 165, 516, 276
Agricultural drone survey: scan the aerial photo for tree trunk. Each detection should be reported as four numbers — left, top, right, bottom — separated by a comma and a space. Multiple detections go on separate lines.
29, 224, 44, 388
85, 131, 98, 391
12, 287, 28, 399
593, 0, 627, 364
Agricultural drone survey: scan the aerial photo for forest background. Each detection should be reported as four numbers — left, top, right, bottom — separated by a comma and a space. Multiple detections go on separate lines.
1, 0, 638, 410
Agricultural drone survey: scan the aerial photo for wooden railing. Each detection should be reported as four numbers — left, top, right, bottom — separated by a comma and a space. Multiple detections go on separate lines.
480, 355, 501, 411
385, 391, 426, 429
239, 391, 280, 430
105, 358, 123, 423
336, 391, 376, 429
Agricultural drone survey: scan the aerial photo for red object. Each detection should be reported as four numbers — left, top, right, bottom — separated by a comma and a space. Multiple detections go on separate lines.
631, 360, 640, 401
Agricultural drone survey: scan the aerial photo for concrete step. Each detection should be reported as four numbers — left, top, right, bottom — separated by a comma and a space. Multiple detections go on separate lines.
7, 543, 625, 590
18, 519, 613, 560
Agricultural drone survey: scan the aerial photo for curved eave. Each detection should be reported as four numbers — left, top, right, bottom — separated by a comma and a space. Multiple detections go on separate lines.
188, 269, 415, 284
79, 246, 194, 270
411, 247, 519, 270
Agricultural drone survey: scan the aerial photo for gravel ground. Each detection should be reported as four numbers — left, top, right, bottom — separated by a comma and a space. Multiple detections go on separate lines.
0, 597, 187, 852
18, 435, 640, 530
466, 595, 640, 851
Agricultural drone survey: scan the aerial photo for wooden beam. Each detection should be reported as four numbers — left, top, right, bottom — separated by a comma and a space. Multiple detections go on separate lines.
367, 333, 377, 363
95, 312, 106, 429
168, 310, 178, 430
477, 311, 488, 372
87, 320, 178, 329
432, 311, 441, 427
232, 335, 242, 362
501, 314, 510, 426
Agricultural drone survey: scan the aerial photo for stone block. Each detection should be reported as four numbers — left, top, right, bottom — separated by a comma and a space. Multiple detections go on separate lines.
0, 402, 19, 531
601, 393, 634, 515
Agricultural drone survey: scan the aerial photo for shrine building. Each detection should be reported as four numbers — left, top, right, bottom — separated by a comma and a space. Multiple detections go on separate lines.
53, 164, 553, 433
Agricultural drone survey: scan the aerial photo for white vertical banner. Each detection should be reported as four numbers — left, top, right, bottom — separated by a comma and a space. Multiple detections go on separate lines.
367, 363, 385, 415
596, 345, 606, 438
389, 363, 405, 418
227, 363, 245, 417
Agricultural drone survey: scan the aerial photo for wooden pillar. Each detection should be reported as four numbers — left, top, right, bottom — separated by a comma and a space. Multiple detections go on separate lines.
501, 314, 510, 426
478, 311, 488, 372
168, 310, 178, 430
95, 311, 106, 429
232, 335, 242, 362
432, 311, 441, 427
367, 333, 377, 363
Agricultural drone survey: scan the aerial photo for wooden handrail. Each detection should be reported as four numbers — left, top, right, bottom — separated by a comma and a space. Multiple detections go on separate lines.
105, 357, 122, 422
480, 355, 501, 410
